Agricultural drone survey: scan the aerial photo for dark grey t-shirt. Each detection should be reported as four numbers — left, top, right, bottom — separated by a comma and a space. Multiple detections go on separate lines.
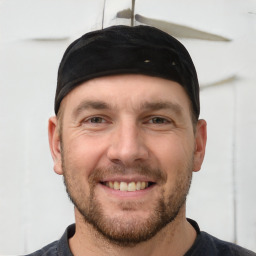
25, 219, 256, 256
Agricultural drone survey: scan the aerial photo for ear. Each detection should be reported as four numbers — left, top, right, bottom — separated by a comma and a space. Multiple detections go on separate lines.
193, 119, 207, 172
48, 116, 63, 175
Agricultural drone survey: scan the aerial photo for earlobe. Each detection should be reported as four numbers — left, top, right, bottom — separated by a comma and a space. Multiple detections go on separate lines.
48, 116, 63, 175
193, 119, 207, 172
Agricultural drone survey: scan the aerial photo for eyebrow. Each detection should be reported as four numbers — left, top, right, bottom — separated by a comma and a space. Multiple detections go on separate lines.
140, 101, 183, 115
72, 100, 183, 119
72, 100, 111, 119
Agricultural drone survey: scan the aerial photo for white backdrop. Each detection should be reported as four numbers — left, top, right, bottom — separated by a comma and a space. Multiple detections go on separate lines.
0, 0, 256, 255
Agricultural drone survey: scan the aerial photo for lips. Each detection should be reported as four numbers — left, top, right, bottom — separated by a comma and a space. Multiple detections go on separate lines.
103, 181, 151, 191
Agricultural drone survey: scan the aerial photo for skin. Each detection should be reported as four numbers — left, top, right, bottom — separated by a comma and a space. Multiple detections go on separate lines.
48, 74, 207, 256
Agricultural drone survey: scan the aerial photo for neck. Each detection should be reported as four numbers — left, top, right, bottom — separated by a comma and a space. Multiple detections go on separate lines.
69, 206, 197, 256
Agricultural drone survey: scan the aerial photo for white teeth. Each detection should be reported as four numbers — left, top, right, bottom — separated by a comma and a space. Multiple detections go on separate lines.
141, 181, 146, 189
104, 181, 149, 191
114, 181, 120, 190
109, 181, 114, 189
120, 182, 128, 191
128, 182, 136, 192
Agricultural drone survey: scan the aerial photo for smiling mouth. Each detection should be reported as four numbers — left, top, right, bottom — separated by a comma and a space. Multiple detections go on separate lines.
101, 181, 155, 192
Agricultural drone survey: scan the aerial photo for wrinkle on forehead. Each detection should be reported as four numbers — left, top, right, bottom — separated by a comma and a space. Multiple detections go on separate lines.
59, 74, 191, 123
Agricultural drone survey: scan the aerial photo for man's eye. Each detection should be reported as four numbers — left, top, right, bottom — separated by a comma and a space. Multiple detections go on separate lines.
87, 117, 105, 123
150, 117, 170, 124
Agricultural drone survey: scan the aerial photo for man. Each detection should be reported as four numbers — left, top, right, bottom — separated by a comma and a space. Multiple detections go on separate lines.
27, 25, 256, 255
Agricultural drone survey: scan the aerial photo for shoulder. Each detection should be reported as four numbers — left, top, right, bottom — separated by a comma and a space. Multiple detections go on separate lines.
192, 231, 256, 256
186, 219, 256, 256
23, 224, 75, 256
24, 240, 58, 256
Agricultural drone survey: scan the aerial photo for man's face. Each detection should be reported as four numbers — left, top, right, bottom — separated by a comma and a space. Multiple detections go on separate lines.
50, 74, 206, 246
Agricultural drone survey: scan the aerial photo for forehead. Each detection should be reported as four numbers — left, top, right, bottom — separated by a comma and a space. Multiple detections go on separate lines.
60, 74, 191, 115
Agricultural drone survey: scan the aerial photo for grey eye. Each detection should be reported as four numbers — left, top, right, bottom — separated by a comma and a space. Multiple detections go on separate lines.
90, 117, 104, 123
151, 117, 167, 124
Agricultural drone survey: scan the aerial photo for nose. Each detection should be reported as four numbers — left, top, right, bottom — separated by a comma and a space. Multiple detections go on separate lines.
107, 120, 149, 166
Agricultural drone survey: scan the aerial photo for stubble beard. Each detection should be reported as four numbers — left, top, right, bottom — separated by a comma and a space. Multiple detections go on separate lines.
61, 148, 193, 247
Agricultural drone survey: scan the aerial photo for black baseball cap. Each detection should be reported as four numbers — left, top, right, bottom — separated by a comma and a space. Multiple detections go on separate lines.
55, 25, 200, 119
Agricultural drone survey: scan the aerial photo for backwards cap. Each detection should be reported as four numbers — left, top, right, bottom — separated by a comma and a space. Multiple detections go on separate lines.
55, 25, 200, 118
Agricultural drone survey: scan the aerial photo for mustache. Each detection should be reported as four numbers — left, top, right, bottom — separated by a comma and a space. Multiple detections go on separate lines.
88, 163, 167, 185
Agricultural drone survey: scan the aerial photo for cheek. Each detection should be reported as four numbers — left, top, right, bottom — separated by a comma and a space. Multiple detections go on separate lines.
151, 136, 193, 165
148, 135, 194, 184
62, 133, 108, 175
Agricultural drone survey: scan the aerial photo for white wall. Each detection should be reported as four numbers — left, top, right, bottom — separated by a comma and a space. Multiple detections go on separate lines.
0, 0, 255, 254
